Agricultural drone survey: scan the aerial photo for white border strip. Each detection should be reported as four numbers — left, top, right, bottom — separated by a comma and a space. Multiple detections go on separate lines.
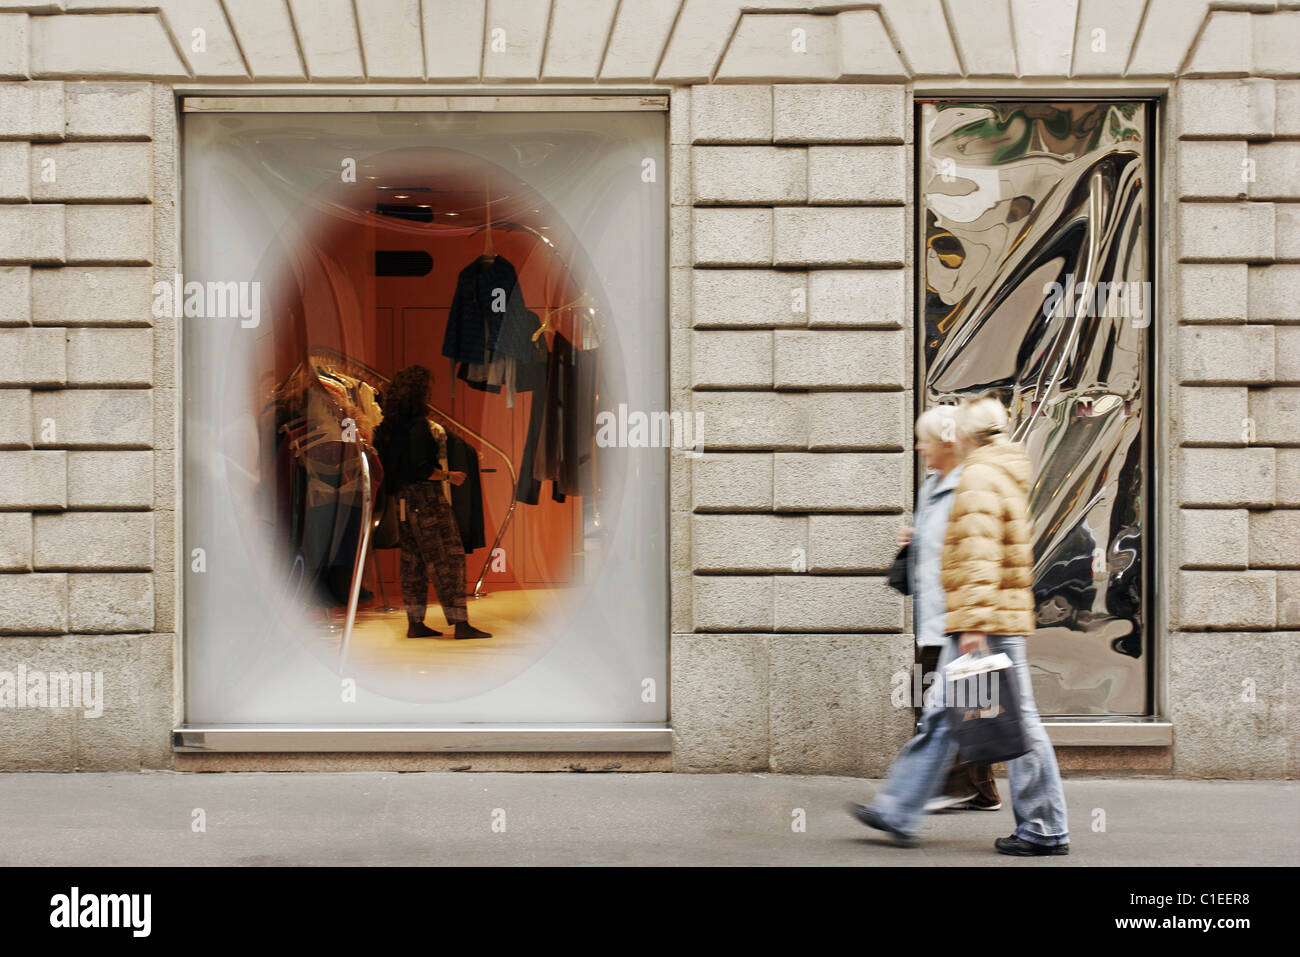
182, 94, 668, 113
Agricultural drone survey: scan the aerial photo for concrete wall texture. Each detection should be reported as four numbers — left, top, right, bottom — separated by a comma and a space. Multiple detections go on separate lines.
0, 0, 1296, 777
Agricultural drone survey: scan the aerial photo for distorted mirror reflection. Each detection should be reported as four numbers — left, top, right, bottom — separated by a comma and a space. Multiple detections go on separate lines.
919, 101, 1150, 715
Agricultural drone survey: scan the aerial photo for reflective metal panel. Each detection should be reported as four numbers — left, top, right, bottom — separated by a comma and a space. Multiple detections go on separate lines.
918, 101, 1149, 715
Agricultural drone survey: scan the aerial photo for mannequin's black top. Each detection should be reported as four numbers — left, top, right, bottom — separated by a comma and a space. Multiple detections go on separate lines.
376, 418, 438, 492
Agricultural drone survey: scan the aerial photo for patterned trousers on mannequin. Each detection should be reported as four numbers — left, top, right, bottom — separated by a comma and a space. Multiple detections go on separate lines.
397, 481, 468, 626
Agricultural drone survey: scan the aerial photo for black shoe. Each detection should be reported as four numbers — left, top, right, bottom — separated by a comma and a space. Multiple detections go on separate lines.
453, 622, 492, 640
847, 803, 918, 847
961, 794, 1003, 811
406, 622, 443, 638
995, 834, 1068, 856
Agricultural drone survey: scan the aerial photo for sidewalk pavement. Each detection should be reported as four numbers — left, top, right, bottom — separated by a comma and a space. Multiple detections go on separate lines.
0, 772, 1293, 866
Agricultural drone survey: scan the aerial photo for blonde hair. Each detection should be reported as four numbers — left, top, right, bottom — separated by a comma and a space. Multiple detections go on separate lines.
915, 404, 959, 444
956, 396, 1011, 446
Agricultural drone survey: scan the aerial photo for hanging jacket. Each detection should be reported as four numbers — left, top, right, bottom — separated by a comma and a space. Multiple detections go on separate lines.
457, 309, 550, 412
517, 389, 544, 505
940, 441, 1037, 636
441, 255, 534, 365
446, 431, 485, 552
513, 312, 552, 505
533, 331, 580, 497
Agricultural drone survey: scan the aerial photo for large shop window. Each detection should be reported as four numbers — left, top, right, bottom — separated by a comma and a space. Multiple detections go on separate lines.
917, 100, 1153, 716
179, 100, 668, 734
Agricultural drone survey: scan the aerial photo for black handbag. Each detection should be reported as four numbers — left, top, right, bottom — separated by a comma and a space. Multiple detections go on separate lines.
947, 652, 1031, 764
887, 542, 911, 595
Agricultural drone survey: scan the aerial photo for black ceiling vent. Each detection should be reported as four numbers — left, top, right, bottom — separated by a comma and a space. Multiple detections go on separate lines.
375, 250, 433, 276
376, 203, 434, 222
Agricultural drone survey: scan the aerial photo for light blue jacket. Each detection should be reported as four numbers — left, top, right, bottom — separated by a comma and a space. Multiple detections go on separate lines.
911, 464, 964, 648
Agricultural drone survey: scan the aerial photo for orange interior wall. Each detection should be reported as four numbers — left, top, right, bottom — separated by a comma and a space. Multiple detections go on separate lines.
270, 198, 585, 597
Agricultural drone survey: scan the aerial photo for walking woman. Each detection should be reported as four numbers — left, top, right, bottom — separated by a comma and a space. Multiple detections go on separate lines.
851, 396, 1068, 855
904, 406, 1001, 813
374, 365, 491, 640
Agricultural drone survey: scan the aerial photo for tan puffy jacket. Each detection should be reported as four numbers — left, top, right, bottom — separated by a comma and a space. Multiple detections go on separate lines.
940, 441, 1036, 636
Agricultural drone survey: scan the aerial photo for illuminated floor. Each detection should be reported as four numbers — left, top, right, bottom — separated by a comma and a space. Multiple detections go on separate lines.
308, 586, 574, 698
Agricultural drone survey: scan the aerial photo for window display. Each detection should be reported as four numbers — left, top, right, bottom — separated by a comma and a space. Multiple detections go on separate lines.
181, 103, 668, 728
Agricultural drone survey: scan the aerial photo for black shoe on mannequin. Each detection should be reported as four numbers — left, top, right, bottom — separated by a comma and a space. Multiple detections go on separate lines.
406, 621, 442, 638
453, 622, 492, 640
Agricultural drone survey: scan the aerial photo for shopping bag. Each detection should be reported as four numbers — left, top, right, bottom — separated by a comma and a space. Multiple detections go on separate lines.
944, 652, 1031, 764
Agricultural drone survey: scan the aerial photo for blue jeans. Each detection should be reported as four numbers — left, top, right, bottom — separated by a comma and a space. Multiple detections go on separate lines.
868, 634, 1069, 845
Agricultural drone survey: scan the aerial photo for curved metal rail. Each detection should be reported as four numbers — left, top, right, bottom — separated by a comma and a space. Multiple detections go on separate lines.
337, 447, 372, 672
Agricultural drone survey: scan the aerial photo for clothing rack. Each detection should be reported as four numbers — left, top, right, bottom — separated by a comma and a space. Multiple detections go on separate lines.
272, 359, 375, 672
307, 346, 520, 602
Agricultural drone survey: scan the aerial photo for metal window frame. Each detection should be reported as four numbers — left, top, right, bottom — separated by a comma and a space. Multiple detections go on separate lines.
174, 727, 674, 753
172, 89, 672, 754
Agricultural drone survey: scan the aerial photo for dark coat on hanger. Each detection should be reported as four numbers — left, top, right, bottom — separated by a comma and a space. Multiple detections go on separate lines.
441, 254, 534, 365
533, 330, 600, 501
458, 309, 549, 397
445, 431, 486, 552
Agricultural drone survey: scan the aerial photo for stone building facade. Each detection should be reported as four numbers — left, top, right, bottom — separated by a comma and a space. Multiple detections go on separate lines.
0, 0, 1295, 776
